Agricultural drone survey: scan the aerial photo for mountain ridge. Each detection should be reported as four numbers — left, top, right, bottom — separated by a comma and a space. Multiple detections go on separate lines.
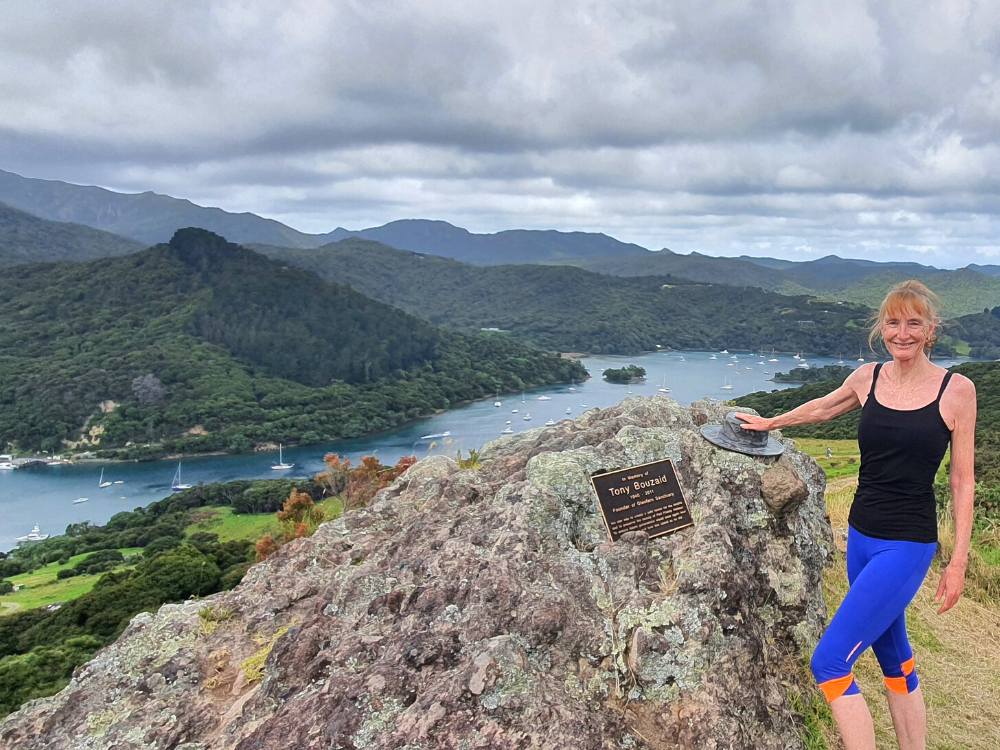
4, 168, 999, 315
0, 201, 142, 264
254, 237, 880, 357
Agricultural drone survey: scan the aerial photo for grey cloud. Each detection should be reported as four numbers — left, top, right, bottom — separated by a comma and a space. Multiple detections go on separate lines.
1, 1, 1000, 267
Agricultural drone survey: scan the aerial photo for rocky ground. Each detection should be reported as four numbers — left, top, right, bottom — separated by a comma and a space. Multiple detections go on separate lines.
0, 396, 834, 749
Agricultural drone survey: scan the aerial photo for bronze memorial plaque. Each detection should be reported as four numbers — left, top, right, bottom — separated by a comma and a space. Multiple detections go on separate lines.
590, 459, 693, 542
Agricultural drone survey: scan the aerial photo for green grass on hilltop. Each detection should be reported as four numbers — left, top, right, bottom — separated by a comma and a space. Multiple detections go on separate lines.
1, 498, 346, 618
184, 497, 343, 543
0, 547, 143, 615
793, 438, 861, 480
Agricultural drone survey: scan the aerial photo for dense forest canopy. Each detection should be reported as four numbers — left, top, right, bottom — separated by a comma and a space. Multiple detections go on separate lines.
0, 202, 142, 265
259, 239, 896, 357
0, 229, 585, 455
951, 306, 1000, 359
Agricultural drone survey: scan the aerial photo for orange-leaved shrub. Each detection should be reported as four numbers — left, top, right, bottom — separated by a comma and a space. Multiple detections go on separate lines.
257, 454, 416, 560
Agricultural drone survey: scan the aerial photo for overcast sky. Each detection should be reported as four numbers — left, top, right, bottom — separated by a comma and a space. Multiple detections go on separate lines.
2, 1, 999, 267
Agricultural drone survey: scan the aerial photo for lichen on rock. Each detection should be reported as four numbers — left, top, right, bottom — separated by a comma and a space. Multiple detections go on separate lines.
0, 397, 833, 750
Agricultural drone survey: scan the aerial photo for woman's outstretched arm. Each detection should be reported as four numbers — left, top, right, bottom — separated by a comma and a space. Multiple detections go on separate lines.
736, 363, 873, 431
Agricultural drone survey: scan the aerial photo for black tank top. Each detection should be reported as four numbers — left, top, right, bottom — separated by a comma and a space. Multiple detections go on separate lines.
849, 363, 953, 543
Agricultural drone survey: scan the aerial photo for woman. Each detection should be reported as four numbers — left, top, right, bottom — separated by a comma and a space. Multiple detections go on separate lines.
737, 280, 976, 750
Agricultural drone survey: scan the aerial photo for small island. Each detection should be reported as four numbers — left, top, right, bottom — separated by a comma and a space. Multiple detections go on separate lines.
603, 364, 646, 384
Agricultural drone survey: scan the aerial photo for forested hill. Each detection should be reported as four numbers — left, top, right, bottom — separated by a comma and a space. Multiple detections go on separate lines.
256, 238, 889, 357
324, 218, 651, 264
0, 202, 142, 264
0, 229, 585, 455
0, 169, 327, 248
572, 251, 1000, 318
951, 306, 1000, 359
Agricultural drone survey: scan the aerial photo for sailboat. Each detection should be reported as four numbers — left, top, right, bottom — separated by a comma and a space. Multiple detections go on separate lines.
720, 378, 734, 391
271, 443, 294, 471
98, 467, 112, 488
500, 425, 514, 434
857, 346, 865, 362
171, 462, 192, 491
658, 375, 671, 393
73, 497, 88, 504
494, 391, 502, 407
523, 412, 532, 421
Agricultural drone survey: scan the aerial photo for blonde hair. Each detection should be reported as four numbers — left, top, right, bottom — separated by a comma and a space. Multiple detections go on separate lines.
867, 280, 941, 354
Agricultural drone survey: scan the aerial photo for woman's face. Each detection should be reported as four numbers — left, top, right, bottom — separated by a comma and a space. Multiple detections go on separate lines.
881, 305, 933, 361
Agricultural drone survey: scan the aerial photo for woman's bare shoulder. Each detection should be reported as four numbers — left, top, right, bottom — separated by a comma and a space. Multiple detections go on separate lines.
845, 361, 878, 387
945, 371, 976, 398
940, 371, 976, 431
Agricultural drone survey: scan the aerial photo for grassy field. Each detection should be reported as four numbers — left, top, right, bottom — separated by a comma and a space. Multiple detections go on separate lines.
0, 497, 345, 617
799, 440, 1000, 749
183, 496, 344, 542
0, 547, 142, 615
793, 438, 862, 480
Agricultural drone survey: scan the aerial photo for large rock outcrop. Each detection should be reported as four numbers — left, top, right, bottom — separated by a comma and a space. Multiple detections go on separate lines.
0, 397, 834, 749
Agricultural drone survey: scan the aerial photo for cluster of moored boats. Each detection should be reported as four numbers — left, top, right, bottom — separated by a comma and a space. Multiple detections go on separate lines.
13, 445, 299, 546
686, 348, 856, 392
492, 390, 589, 435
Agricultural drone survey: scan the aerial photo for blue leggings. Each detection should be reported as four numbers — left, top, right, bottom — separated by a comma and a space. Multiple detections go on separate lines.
810, 526, 936, 702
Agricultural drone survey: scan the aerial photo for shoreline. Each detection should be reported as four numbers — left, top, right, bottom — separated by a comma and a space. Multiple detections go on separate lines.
8, 369, 590, 466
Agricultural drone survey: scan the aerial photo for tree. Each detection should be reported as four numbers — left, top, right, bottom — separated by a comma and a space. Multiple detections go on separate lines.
131, 373, 166, 405
254, 534, 279, 561
276, 490, 325, 540
314, 453, 351, 496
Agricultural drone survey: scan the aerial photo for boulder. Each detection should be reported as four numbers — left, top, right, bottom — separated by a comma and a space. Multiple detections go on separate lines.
0, 397, 833, 749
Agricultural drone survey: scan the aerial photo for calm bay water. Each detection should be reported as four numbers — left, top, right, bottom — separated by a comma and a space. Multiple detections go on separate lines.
0, 350, 967, 551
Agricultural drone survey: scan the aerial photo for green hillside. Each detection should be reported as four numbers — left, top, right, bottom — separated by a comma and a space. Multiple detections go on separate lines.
0, 169, 327, 248
0, 229, 584, 455
0, 202, 142, 264
256, 239, 881, 357
568, 251, 1000, 318
951, 307, 1000, 359
569, 248, 813, 296
822, 268, 1000, 319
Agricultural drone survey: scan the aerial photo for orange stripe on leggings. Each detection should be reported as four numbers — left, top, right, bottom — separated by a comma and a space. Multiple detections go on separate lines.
818, 674, 855, 702
884, 676, 909, 694
885, 656, 917, 694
